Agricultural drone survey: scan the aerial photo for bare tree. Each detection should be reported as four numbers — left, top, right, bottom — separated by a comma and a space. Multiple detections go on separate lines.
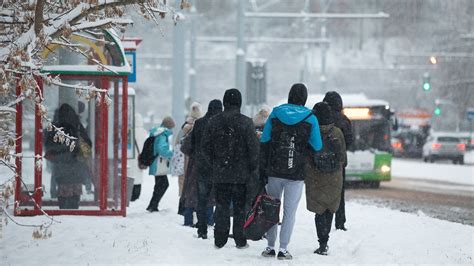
0, 0, 189, 238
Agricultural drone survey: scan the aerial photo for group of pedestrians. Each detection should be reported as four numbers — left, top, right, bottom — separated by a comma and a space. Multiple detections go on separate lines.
142, 83, 352, 259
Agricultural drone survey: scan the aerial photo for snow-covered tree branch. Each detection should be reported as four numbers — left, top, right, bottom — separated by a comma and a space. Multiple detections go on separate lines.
0, 0, 188, 238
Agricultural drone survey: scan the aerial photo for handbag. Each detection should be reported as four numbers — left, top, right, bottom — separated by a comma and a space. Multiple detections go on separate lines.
155, 156, 170, 176
171, 142, 185, 176
243, 192, 281, 241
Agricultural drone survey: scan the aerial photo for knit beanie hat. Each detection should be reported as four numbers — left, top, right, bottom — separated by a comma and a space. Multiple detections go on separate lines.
323, 91, 343, 112
312, 102, 334, 126
223, 88, 242, 108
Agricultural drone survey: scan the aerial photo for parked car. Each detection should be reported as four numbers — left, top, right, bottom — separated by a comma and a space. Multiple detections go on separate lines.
422, 134, 465, 164
391, 137, 404, 157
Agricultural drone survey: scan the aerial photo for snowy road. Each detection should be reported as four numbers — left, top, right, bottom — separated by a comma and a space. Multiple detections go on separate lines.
347, 158, 474, 225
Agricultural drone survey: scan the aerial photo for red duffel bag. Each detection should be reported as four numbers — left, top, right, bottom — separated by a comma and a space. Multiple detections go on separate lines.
243, 193, 281, 241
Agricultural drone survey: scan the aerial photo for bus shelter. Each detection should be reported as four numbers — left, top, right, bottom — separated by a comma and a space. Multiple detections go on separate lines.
15, 30, 131, 216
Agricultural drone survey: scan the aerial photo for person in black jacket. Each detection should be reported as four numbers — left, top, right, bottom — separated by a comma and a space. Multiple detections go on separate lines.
192, 99, 223, 239
323, 91, 353, 231
201, 89, 259, 249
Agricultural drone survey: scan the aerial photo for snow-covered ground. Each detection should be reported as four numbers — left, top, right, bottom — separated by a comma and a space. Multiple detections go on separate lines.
2, 173, 473, 264
465, 150, 474, 165
392, 158, 474, 186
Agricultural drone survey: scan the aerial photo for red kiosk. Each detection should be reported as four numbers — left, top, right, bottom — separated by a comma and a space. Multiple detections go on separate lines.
15, 30, 131, 216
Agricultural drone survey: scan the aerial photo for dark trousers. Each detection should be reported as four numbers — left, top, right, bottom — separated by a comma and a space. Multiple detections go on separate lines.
147, 175, 169, 209
315, 209, 334, 244
197, 180, 213, 235
214, 183, 247, 247
183, 207, 194, 226
131, 184, 141, 201
335, 168, 346, 228
58, 195, 80, 209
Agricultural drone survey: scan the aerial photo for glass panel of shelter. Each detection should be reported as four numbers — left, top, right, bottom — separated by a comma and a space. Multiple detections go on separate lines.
107, 78, 127, 211
41, 79, 102, 210
18, 99, 36, 210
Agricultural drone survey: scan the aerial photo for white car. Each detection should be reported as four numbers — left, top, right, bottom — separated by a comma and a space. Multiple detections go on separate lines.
422, 135, 465, 164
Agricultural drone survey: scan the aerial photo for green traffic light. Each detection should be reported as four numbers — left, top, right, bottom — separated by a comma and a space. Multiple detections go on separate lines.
434, 107, 441, 116
423, 82, 431, 91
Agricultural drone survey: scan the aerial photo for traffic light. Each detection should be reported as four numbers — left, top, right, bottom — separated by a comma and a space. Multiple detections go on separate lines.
422, 72, 431, 91
434, 106, 441, 116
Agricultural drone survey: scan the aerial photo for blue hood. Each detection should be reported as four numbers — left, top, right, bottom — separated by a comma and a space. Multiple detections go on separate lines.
273, 104, 312, 125
260, 103, 322, 151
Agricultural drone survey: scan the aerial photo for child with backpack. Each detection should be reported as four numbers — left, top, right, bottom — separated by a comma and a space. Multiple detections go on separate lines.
305, 102, 346, 255
140, 116, 175, 212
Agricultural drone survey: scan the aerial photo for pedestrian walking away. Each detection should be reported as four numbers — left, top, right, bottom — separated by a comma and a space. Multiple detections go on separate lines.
146, 116, 175, 213
260, 83, 323, 260
306, 102, 346, 255
130, 114, 148, 201
201, 89, 259, 249
323, 91, 353, 231
192, 99, 223, 239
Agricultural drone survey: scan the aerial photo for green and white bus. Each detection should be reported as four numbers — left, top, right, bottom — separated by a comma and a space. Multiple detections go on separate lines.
305, 93, 395, 188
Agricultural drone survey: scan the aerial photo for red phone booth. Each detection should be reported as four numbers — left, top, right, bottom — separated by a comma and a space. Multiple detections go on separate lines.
15, 30, 131, 216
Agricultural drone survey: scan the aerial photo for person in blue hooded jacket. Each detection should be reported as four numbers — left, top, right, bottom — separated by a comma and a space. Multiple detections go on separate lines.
260, 83, 322, 260
146, 116, 175, 212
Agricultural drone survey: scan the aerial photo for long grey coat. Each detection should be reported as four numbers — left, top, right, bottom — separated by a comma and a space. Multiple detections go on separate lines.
305, 124, 346, 214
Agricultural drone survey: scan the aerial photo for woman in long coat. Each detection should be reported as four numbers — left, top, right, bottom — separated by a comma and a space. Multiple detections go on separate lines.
305, 102, 346, 255
45, 103, 92, 209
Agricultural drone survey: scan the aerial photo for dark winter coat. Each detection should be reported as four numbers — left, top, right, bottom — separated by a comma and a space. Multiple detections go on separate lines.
44, 104, 92, 186
305, 124, 346, 214
181, 100, 222, 208
192, 100, 223, 182
201, 91, 259, 186
181, 133, 198, 208
323, 91, 353, 160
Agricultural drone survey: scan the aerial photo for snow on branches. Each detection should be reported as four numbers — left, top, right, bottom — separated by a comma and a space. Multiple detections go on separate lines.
0, 0, 189, 237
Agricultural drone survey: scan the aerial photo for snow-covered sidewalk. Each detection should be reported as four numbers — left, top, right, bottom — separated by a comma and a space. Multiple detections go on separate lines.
2, 174, 473, 264
392, 158, 474, 186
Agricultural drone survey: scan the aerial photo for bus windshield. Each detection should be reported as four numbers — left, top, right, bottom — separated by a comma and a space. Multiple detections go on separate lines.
351, 120, 391, 152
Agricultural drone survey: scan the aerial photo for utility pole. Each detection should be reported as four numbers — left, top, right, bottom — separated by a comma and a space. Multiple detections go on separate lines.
188, 0, 197, 103
301, 0, 310, 83
320, 0, 330, 92
172, 0, 186, 130
236, 0, 247, 111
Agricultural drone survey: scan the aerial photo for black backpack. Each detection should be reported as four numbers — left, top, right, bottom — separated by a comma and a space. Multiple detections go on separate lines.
268, 114, 312, 178
138, 135, 157, 169
313, 127, 342, 173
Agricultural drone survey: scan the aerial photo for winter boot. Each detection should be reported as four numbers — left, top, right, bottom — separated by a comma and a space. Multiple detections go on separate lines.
314, 243, 329, 255
261, 247, 276, 257
198, 233, 207, 239
146, 206, 159, 212
336, 225, 347, 231
277, 250, 293, 260
236, 243, 249, 249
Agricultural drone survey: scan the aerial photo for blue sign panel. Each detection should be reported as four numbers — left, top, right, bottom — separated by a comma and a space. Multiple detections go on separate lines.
125, 51, 136, 82
468, 109, 474, 121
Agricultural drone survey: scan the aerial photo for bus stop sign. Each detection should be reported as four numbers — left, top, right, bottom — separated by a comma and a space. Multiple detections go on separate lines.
468, 108, 474, 121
